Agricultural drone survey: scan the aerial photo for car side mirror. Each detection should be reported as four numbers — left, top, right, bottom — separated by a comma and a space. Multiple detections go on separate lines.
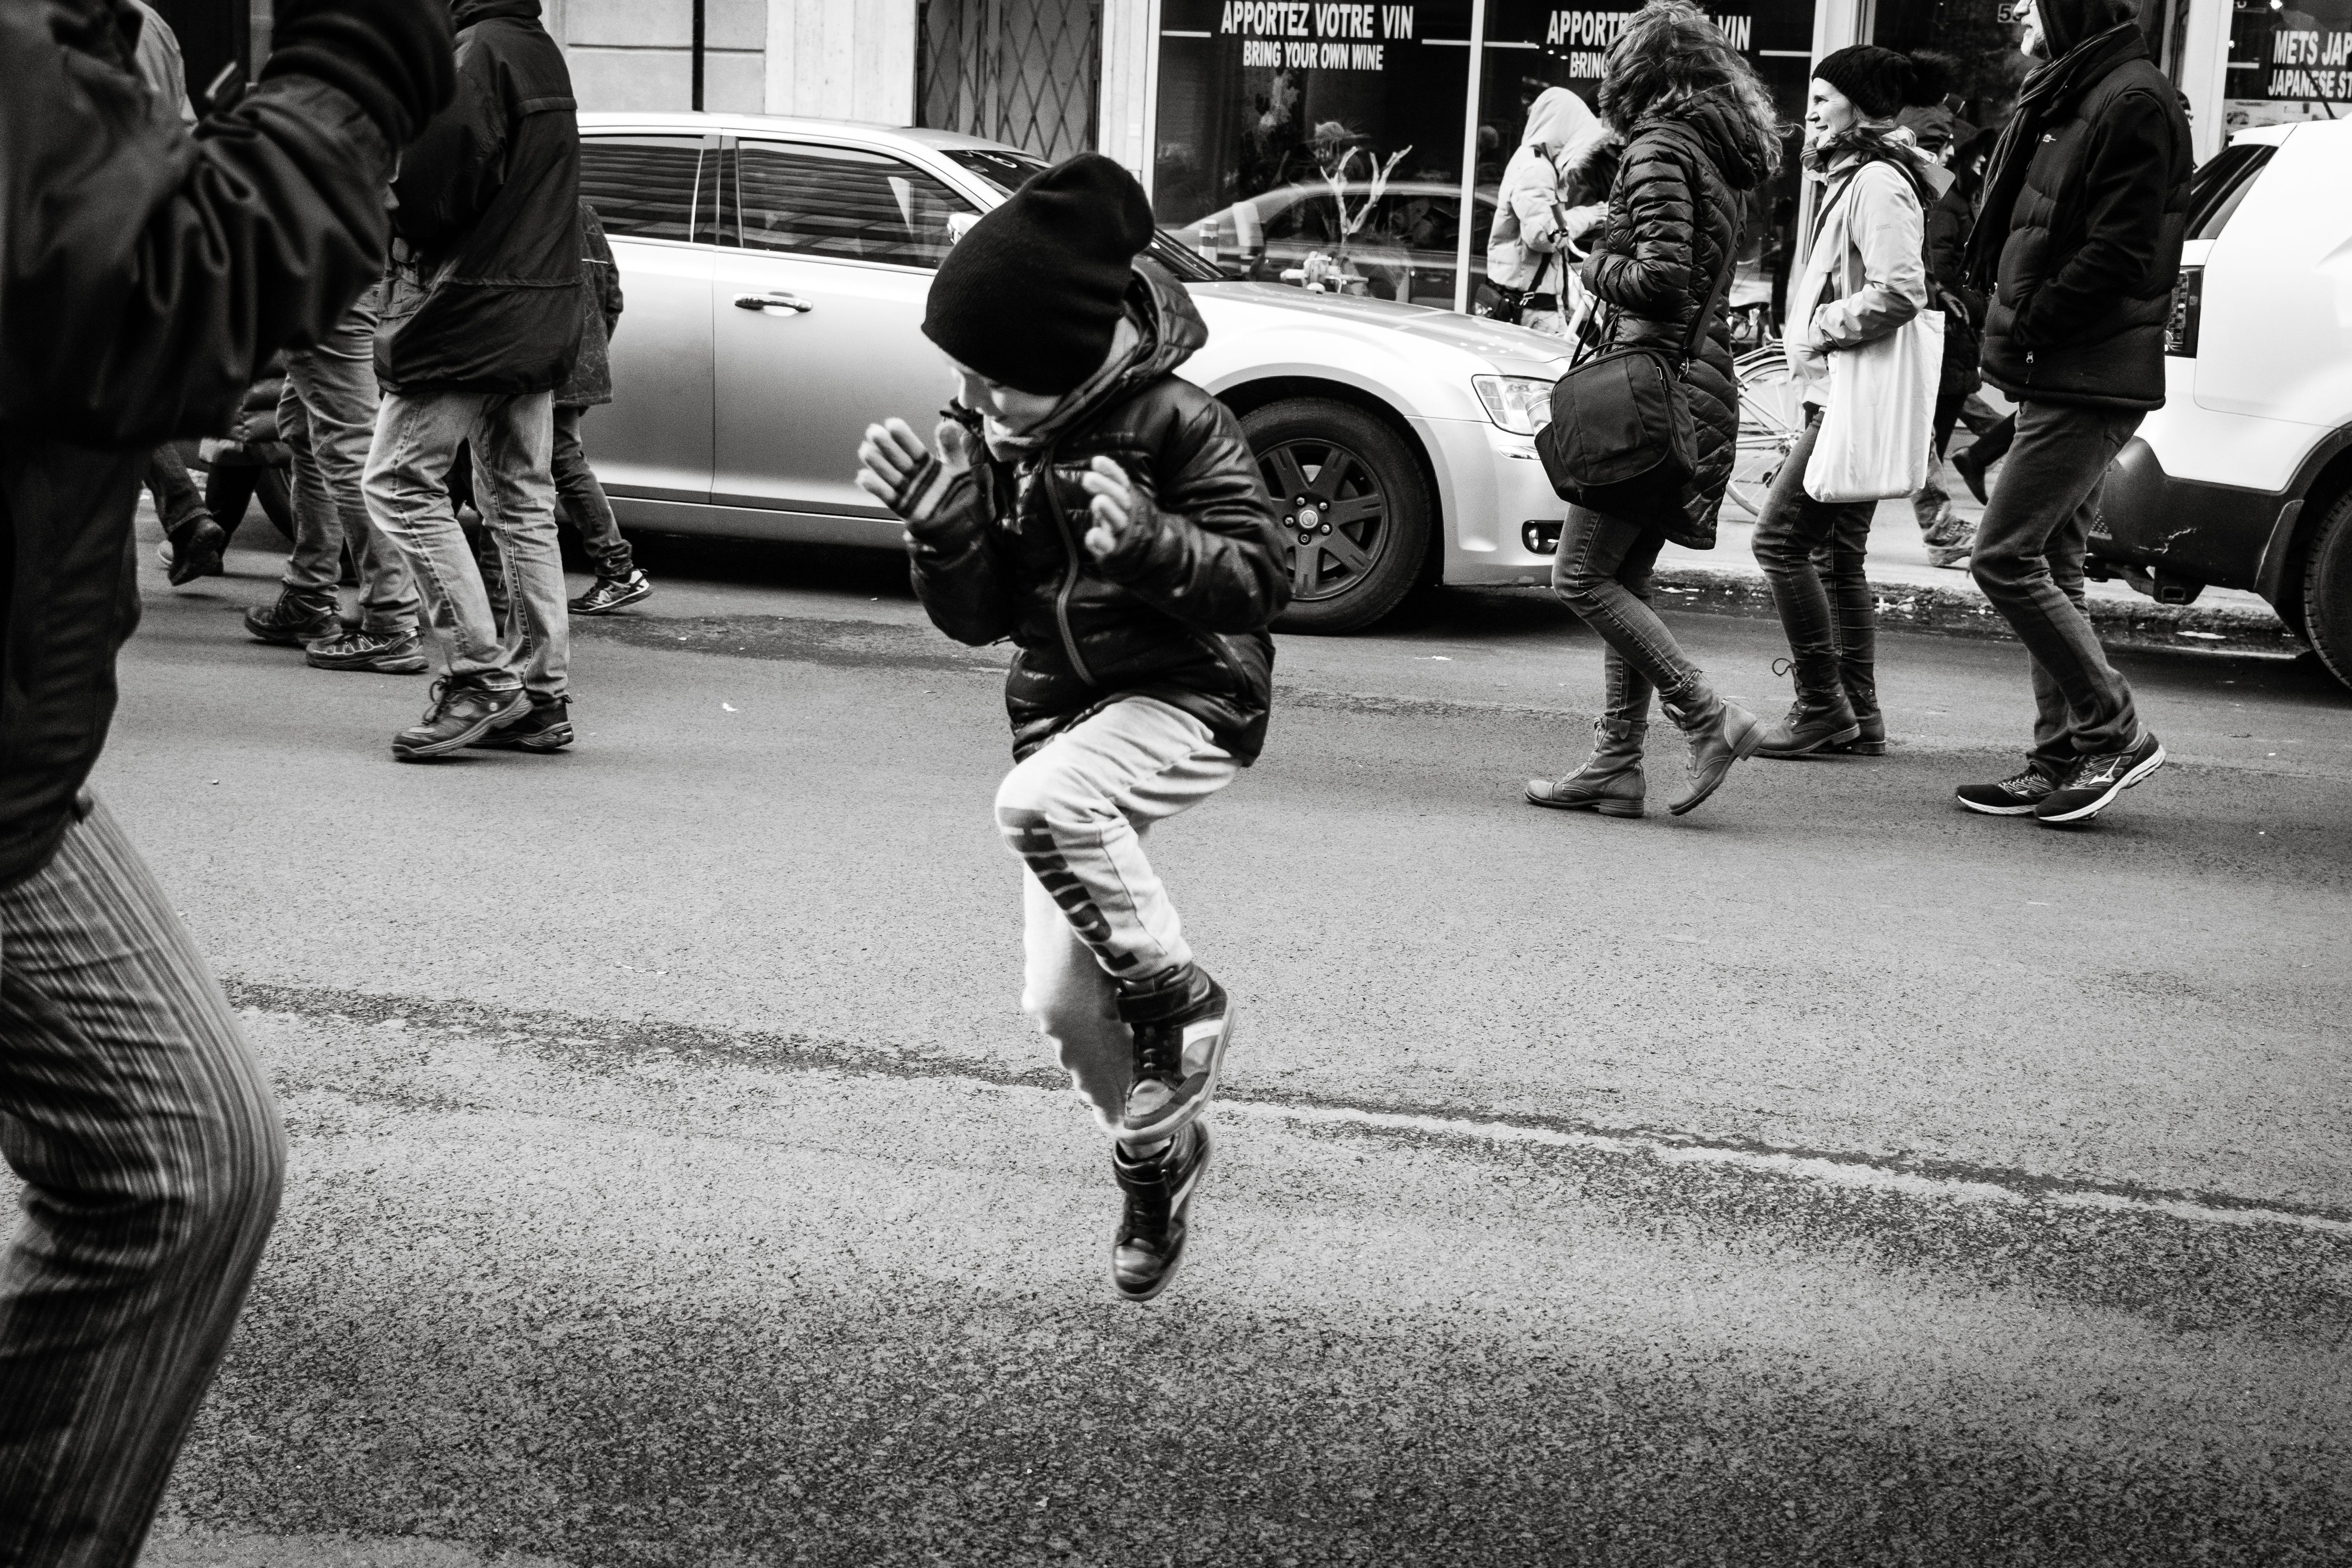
946, 212, 981, 247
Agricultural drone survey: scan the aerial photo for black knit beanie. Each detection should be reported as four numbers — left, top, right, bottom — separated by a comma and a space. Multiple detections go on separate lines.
923, 153, 1156, 396
1814, 45, 1937, 120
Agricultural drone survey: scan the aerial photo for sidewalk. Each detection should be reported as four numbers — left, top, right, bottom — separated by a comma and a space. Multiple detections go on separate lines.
1645, 438, 2298, 658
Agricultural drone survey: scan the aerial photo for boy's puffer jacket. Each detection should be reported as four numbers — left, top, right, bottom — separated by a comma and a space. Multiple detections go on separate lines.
908, 265, 1290, 763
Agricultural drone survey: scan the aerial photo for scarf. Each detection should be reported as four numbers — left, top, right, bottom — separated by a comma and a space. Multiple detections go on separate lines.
1963, 21, 2145, 293
981, 316, 1146, 463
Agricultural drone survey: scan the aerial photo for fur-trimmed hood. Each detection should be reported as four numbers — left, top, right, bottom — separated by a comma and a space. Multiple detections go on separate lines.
1635, 84, 1773, 192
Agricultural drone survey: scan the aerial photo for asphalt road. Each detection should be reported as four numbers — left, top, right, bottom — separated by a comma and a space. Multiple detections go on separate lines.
60, 525, 2352, 1566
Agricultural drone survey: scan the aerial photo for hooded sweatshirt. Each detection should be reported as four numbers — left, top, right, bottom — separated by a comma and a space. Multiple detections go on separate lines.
1488, 88, 1615, 293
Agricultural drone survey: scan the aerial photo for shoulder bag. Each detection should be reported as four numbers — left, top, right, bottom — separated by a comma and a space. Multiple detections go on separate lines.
1534, 134, 1738, 512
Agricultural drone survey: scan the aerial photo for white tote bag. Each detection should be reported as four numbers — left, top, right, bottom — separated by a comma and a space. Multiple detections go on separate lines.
1804, 309, 1944, 503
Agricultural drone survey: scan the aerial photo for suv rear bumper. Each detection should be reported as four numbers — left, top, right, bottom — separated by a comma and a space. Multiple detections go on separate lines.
2093, 436, 2289, 599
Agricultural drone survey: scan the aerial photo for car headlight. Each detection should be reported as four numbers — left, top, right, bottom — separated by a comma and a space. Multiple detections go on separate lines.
1473, 374, 1555, 437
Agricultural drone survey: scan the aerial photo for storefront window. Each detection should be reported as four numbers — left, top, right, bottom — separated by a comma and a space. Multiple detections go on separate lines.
1153, 0, 1477, 304
2225, 0, 2352, 133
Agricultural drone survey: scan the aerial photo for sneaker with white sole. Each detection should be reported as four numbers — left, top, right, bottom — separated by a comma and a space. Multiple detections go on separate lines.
1111, 1122, 1210, 1302
2036, 732, 2165, 826
1955, 766, 2060, 816
305, 627, 427, 674
568, 570, 651, 615
1116, 964, 1235, 1143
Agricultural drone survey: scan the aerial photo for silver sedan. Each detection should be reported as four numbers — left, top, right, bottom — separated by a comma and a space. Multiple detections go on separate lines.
576, 112, 1576, 632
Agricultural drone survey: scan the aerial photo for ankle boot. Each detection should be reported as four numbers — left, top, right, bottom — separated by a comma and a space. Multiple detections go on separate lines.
1661, 684, 1764, 816
1526, 719, 1647, 817
1828, 669, 1886, 756
1756, 653, 1858, 760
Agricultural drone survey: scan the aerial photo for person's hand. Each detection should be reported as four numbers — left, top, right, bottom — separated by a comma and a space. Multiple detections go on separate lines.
854, 417, 930, 507
1080, 456, 1136, 558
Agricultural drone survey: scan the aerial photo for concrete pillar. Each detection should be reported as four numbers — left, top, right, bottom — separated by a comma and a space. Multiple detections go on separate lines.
2176, 0, 2233, 163
1099, 0, 1162, 186
764, 0, 919, 123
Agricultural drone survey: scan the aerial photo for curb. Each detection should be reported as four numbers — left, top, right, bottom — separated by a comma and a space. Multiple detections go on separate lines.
1644, 565, 2303, 656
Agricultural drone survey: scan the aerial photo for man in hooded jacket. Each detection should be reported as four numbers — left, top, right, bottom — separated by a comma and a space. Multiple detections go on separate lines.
1487, 86, 1616, 336
0, 0, 454, 1559
1955, 0, 2189, 826
364, 0, 584, 762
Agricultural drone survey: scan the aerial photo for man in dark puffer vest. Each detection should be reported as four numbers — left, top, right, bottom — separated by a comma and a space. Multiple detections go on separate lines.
364, 0, 584, 762
1954, 0, 2189, 827
0, 0, 452, 1556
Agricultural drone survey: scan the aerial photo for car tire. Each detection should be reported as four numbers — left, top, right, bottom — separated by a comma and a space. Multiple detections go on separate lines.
1241, 398, 1433, 634
2300, 488, 2352, 689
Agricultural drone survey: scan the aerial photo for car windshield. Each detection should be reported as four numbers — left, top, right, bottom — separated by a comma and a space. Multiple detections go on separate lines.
940, 146, 1223, 284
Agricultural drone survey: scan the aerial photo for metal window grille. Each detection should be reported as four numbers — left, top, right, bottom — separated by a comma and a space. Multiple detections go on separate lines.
917, 0, 1101, 164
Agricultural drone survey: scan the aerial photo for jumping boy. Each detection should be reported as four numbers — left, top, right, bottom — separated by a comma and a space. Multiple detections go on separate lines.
854, 154, 1288, 1300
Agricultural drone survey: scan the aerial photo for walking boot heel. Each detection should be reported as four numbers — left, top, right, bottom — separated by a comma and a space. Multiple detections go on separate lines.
1596, 797, 1646, 819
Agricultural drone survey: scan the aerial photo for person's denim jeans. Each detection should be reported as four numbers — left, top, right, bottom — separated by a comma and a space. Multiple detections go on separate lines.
1550, 503, 1704, 726
281, 288, 417, 636
553, 405, 635, 580
364, 389, 568, 701
1753, 410, 1877, 707
1970, 399, 2142, 771
997, 698, 1239, 1134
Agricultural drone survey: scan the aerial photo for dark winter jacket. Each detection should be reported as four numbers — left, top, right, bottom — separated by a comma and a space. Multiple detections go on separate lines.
555, 201, 623, 409
0, 0, 398, 888
202, 356, 291, 467
907, 265, 1289, 763
1580, 87, 1771, 548
378, 0, 582, 395
1969, 12, 2191, 410
1924, 178, 1983, 396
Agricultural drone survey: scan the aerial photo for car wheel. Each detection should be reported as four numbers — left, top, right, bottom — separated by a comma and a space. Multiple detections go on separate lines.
2299, 488, 2352, 689
1242, 398, 1433, 634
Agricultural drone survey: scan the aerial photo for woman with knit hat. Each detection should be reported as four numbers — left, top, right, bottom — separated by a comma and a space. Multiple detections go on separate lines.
854, 154, 1288, 1302
1750, 45, 1954, 760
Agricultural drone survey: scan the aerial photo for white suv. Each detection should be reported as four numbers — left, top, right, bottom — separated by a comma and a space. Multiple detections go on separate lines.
2091, 119, 2352, 685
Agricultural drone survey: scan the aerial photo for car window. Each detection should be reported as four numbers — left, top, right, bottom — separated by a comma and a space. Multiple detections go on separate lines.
2186, 143, 2276, 242
578, 136, 704, 243
938, 144, 1221, 282
733, 143, 977, 268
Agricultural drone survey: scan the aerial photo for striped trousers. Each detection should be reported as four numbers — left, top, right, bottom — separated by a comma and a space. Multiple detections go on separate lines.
0, 797, 283, 1568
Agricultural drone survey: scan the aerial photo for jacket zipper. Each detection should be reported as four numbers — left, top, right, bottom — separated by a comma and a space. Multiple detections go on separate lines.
1036, 461, 1099, 686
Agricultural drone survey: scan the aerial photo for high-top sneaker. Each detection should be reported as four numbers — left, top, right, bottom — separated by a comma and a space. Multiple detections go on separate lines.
1110, 1122, 1211, 1302
1115, 963, 1235, 1143
1660, 684, 1764, 816
1525, 718, 1646, 816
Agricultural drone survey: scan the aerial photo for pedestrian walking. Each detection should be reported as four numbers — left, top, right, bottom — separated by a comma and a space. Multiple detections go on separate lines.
247, 283, 430, 673
1955, 0, 2188, 824
145, 439, 226, 585
196, 355, 297, 549
1486, 86, 1615, 337
854, 154, 1287, 1302
0, 0, 452, 1563
364, 0, 583, 761
559, 200, 655, 616
1524, 0, 1779, 818
1751, 47, 1951, 760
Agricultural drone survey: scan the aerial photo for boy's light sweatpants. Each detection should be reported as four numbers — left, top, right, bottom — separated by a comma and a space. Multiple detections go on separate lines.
995, 697, 1238, 1131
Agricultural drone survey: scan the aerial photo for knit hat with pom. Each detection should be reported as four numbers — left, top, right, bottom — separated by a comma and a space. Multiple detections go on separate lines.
923, 153, 1156, 395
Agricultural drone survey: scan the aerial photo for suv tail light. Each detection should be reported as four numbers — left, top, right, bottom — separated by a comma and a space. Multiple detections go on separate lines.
2165, 266, 2202, 358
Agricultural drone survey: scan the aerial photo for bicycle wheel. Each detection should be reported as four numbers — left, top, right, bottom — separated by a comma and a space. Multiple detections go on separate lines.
1725, 344, 1804, 521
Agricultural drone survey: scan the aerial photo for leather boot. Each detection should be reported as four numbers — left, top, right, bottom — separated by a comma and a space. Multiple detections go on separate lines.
1526, 719, 1646, 817
1661, 684, 1763, 816
1756, 651, 1859, 760
1828, 666, 1886, 756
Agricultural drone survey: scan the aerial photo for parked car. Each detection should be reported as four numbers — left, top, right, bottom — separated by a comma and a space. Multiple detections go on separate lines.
1184, 179, 1501, 311
574, 114, 1574, 632
2091, 119, 2352, 685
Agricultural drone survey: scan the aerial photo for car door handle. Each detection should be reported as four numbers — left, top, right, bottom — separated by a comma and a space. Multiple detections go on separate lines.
733, 292, 812, 313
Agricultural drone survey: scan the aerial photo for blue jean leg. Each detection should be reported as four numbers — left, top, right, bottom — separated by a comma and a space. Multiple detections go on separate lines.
1550, 504, 1701, 725
282, 288, 417, 634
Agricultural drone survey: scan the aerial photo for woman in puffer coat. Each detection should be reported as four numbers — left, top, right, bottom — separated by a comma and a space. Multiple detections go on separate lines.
1752, 47, 1953, 760
1486, 86, 1616, 337
1525, 0, 1782, 819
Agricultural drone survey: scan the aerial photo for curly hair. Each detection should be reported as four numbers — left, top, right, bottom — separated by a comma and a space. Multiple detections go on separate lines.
1597, 2, 1785, 176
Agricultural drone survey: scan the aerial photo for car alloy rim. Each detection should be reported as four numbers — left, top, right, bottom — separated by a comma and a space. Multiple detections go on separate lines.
1259, 437, 1389, 603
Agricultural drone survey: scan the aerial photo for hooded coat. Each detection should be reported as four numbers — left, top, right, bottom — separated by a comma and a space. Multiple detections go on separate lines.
377, 0, 582, 395
907, 264, 1290, 764
0, 0, 398, 886
1967, 0, 2190, 409
1581, 86, 1773, 548
1488, 88, 1616, 294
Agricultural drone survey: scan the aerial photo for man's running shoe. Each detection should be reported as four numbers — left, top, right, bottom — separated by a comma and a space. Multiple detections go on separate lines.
466, 698, 574, 753
392, 679, 526, 761
568, 570, 652, 614
1111, 1122, 1210, 1302
1116, 965, 1235, 1143
2036, 732, 2165, 826
307, 628, 428, 674
1955, 766, 2059, 816
245, 591, 343, 647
